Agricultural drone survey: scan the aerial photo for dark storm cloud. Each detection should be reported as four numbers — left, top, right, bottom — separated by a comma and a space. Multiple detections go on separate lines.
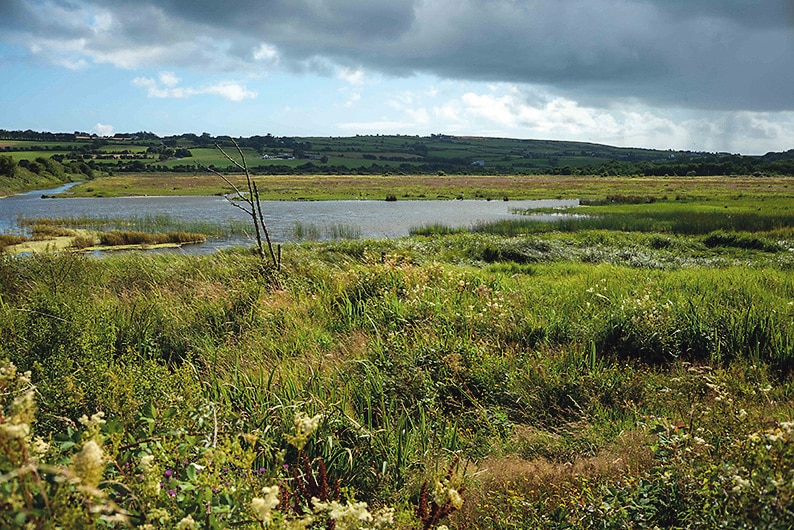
3, 0, 793, 111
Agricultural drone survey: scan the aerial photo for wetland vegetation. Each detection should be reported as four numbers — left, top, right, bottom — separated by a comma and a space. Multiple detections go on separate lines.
0, 173, 794, 528
1, 138, 794, 527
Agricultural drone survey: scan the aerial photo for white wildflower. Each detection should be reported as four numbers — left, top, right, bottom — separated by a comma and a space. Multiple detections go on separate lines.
31, 435, 50, 457
140, 454, 155, 473
17, 370, 32, 387
175, 514, 197, 530
312, 498, 377, 529
433, 481, 464, 509
732, 475, 751, 492
251, 485, 280, 524
74, 440, 106, 488
0, 422, 30, 440
12, 390, 35, 413
448, 488, 464, 509
78, 411, 106, 429
371, 506, 395, 527
285, 412, 323, 450
297, 413, 321, 438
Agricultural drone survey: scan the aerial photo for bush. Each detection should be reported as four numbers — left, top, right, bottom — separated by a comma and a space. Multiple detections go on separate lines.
703, 230, 781, 252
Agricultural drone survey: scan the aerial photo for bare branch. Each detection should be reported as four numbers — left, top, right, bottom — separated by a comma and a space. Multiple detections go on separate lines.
207, 138, 280, 269
215, 141, 247, 173
202, 165, 251, 208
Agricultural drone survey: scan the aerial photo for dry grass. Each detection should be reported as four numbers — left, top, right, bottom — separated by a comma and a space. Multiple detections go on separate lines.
458, 429, 655, 523
63, 174, 794, 201
0, 234, 28, 251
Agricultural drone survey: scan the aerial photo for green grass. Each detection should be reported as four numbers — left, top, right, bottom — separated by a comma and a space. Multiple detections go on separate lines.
2, 191, 794, 527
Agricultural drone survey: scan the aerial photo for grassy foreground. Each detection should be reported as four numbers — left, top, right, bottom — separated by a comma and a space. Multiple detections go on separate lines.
1, 216, 794, 527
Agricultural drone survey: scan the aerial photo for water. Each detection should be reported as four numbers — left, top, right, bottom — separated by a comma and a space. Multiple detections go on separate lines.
1, 183, 578, 252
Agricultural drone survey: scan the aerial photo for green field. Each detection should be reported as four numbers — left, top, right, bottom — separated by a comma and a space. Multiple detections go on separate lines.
2, 174, 794, 528
4, 131, 793, 179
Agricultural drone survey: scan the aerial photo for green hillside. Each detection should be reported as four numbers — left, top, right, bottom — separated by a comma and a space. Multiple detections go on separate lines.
2, 129, 794, 178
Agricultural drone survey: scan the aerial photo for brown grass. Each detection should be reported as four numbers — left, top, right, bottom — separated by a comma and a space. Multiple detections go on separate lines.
63, 173, 794, 201
0, 234, 28, 251
457, 429, 654, 524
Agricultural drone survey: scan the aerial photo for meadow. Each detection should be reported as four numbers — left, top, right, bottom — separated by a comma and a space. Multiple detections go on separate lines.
1, 176, 794, 528
64, 174, 794, 202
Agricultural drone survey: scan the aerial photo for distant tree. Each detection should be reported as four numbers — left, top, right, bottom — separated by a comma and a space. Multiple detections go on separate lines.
27, 160, 43, 174
0, 155, 15, 177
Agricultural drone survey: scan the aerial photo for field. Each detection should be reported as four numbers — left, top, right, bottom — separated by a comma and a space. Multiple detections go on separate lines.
63, 173, 794, 202
4, 132, 793, 182
1, 176, 794, 528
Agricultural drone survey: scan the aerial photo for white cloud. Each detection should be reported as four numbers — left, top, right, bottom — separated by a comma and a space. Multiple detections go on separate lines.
93, 123, 114, 136
132, 73, 257, 101
405, 107, 430, 126
253, 43, 279, 65
28, 37, 90, 69
338, 67, 366, 85
158, 71, 180, 87
90, 12, 114, 34
202, 81, 257, 102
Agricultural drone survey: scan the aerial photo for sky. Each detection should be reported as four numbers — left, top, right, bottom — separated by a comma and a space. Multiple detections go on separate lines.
1, 1, 794, 155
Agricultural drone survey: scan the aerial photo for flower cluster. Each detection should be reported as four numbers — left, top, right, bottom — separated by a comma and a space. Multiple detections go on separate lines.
433, 480, 464, 511
312, 497, 395, 530
284, 412, 323, 450
250, 485, 280, 524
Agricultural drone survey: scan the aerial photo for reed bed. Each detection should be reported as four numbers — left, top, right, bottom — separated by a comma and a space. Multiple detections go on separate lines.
17, 213, 250, 237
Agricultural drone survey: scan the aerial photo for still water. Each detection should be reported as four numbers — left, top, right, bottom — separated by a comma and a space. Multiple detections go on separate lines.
0, 183, 578, 252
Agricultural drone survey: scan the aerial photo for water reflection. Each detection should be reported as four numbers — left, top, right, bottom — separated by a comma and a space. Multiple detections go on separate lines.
1, 183, 579, 253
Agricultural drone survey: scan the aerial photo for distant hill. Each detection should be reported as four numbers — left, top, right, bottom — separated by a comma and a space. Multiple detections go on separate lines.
2, 129, 793, 176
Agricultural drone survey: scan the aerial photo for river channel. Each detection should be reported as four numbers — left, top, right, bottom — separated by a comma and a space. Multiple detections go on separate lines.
1, 183, 578, 253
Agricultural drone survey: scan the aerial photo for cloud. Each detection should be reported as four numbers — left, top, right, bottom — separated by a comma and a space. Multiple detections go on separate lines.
252, 43, 279, 66
357, 82, 793, 153
132, 73, 256, 101
201, 81, 257, 102
2, 0, 793, 152
159, 71, 180, 87
338, 67, 366, 86
3, 0, 791, 112
92, 123, 114, 137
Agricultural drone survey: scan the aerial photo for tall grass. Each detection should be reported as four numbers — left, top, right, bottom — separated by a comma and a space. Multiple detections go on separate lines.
480, 209, 794, 236
98, 229, 206, 246
1, 229, 793, 527
291, 221, 362, 241
17, 213, 250, 237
